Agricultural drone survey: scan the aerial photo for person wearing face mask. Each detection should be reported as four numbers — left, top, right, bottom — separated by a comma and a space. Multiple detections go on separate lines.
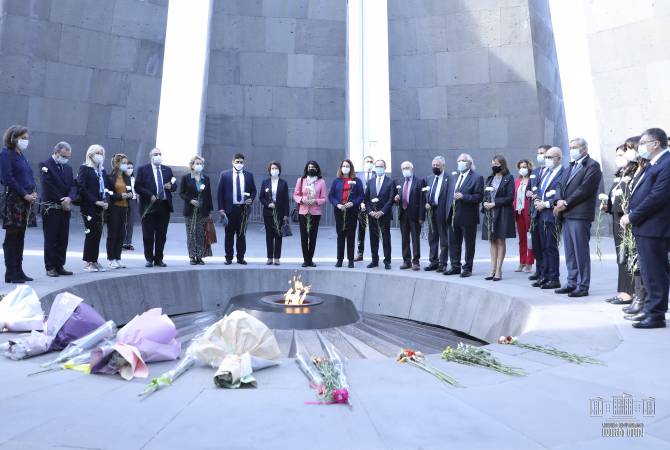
39, 141, 76, 277
393, 161, 426, 271
355, 155, 376, 261
553, 137, 602, 298
620, 128, 670, 329
293, 160, 326, 267
364, 159, 395, 270
135, 148, 177, 267
103, 153, 133, 269
217, 153, 257, 265
0, 125, 36, 283
122, 161, 136, 251
329, 159, 364, 268
481, 155, 515, 281
77, 145, 109, 272
513, 159, 535, 274
180, 155, 213, 265
526, 145, 552, 282
260, 161, 289, 265
445, 153, 483, 278
424, 156, 454, 273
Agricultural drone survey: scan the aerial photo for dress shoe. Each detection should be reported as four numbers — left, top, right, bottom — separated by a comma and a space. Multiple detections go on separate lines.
335, 260, 343, 268
424, 264, 438, 271
5, 276, 24, 284
46, 269, 59, 277
412, 264, 420, 271
384, 263, 391, 270
190, 258, 198, 265
354, 254, 363, 262
197, 258, 205, 265
568, 290, 589, 298
154, 260, 167, 267
532, 279, 547, 288
493, 276, 502, 281
460, 270, 472, 278
399, 263, 411, 270
348, 261, 354, 268
273, 259, 280, 266
436, 266, 445, 273
610, 296, 633, 305
367, 262, 379, 268
484, 273, 495, 280
554, 286, 576, 294
301, 262, 309, 268
224, 259, 233, 265
541, 281, 561, 289
237, 259, 247, 265
622, 298, 643, 314
528, 274, 539, 281
266, 259, 273, 265
56, 267, 73, 276
19, 272, 33, 282
625, 312, 647, 321
632, 318, 666, 329
443, 268, 461, 276
605, 295, 620, 303
145, 261, 154, 268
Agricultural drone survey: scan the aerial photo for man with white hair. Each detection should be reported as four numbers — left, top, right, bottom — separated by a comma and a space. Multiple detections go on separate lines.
394, 161, 426, 270
424, 156, 454, 272
445, 153, 483, 278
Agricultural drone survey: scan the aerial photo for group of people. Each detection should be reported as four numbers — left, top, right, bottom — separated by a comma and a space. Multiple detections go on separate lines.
1, 123, 668, 329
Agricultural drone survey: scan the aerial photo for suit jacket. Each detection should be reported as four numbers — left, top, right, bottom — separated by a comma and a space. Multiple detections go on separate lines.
293, 177, 327, 215
425, 172, 454, 222
606, 166, 637, 216
365, 175, 395, 217
482, 173, 516, 238
260, 177, 290, 219
328, 177, 364, 211
556, 155, 602, 221
629, 151, 670, 238
527, 166, 548, 222
179, 173, 213, 218
356, 171, 376, 196
104, 171, 132, 204
217, 169, 257, 214
395, 176, 427, 222
77, 165, 107, 215
134, 163, 177, 213
39, 157, 76, 206
452, 170, 484, 227
535, 166, 565, 223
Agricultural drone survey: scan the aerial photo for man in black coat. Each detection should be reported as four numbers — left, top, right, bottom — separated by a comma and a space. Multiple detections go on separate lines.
394, 161, 426, 270
355, 155, 375, 261
134, 148, 177, 267
620, 128, 670, 329
553, 138, 602, 297
526, 145, 551, 281
39, 142, 77, 277
424, 156, 454, 272
365, 159, 395, 269
445, 153, 484, 278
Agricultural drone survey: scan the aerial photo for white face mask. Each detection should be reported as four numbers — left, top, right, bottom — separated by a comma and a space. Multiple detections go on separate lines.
457, 161, 468, 172
119, 163, 129, 172
125, 168, 134, 176
614, 156, 627, 169
624, 149, 638, 163
365, 162, 374, 171
536, 154, 545, 165
402, 169, 412, 178
341, 166, 351, 175
544, 158, 554, 169
152, 155, 162, 165
194, 164, 204, 173
233, 163, 244, 171
17, 139, 29, 151
270, 168, 279, 177
569, 148, 581, 161
519, 168, 529, 177
93, 154, 104, 165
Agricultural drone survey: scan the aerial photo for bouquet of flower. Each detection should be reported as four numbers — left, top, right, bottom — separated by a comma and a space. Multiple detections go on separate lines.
483, 187, 494, 240
39, 320, 117, 369
441, 342, 525, 376
544, 189, 562, 244
422, 186, 432, 238
397, 348, 459, 386
0, 285, 44, 332
296, 351, 350, 405
265, 187, 281, 236
497, 335, 605, 365
595, 193, 609, 260
370, 198, 382, 238
239, 192, 251, 238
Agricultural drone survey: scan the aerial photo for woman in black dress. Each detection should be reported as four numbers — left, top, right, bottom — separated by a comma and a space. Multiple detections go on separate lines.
259, 161, 290, 265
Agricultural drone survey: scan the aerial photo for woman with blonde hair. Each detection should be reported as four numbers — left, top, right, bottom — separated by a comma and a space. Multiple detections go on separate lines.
104, 153, 133, 269
179, 155, 213, 264
77, 144, 108, 272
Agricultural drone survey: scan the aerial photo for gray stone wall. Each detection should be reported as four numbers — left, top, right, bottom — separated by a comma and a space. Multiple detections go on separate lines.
202, 0, 347, 189
0, 0, 168, 167
387, 0, 567, 177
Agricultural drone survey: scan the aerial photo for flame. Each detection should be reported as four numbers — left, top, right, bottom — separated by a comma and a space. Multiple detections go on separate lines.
284, 275, 311, 305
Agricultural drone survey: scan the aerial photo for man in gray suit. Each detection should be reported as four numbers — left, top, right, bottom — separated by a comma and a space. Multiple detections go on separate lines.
553, 138, 602, 297
424, 156, 454, 273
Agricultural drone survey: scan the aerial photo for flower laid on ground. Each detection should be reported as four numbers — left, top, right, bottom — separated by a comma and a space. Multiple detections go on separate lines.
441, 342, 525, 376
296, 348, 350, 405
397, 348, 459, 386
497, 336, 605, 365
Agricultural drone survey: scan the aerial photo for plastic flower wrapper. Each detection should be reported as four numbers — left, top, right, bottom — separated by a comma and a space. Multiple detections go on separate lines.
139, 340, 201, 398
295, 350, 325, 394
497, 335, 604, 365
324, 343, 350, 403
0, 285, 44, 332
40, 320, 117, 368
1, 293, 105, 360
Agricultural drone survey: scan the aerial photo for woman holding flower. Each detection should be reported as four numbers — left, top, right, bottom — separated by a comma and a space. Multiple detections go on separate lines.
77, 145, 108, 272
104, 153, 133, 269
514, 159, 535, 273
328, 159, 364, 268
294, 160, 326, 267
259, 161, 289, 265
179, 155, 213, 265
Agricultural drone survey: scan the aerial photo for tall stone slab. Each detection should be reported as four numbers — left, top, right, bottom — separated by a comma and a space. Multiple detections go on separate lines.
387, 0, 567, 175
0, 0, 168, 166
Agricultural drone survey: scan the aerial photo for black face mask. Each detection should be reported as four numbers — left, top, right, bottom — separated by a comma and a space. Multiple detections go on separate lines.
307, 169, 318, 177
432, 167, 442, 176
491, 166, 502, 173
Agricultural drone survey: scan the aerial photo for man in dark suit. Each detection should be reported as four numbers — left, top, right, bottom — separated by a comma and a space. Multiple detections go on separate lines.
394, 161, 426, 270
355, 155, 375, 261
134, 147, 177, 267
445, 153, 484, 278
553, 138, 602, 297
526, 145, 551, 281
533, 147, 565, 290
217, 153, 257, 264
39, 141, 77, 277
365, 159, 394, 269
424, 156, 454, 273
620, 128, 670, 329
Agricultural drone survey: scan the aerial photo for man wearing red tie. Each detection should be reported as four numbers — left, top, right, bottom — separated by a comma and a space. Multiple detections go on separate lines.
394, 161, 426, 270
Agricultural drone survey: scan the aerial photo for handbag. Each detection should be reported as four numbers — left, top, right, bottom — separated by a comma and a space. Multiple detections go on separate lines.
205, 218, 217, 245
281, 220, 292, 237
290, 177, 303, 223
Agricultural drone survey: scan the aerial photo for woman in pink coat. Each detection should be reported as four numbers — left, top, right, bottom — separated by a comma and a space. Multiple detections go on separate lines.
293, 160, 327, 267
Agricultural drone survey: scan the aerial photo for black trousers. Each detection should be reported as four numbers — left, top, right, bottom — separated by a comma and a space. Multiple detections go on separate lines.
224, 204, 247, 261
449, 223, 477, 272
82, 211, 103, 263
538, 220, 560, 282
399, 211, 420, 264
42, 209, 70, 270
428, 209, 448, 267
106, 205, 127, 260
356, 209, 366, 256
299, 214, 320, 263
636, 235, 670, 320
3, 227, 26, 278
369, 214, 391, 264
141, 200, 170, 262
263, 214, 283, 259
334, 208, 357, 262
530, 218, 543, 276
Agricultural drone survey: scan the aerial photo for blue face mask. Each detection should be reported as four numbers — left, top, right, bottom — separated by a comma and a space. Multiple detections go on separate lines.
457, 161, 468, 172
374, 167, 385, 176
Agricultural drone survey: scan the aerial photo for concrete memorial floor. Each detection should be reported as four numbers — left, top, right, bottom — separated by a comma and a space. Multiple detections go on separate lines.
0, 223, 668, 450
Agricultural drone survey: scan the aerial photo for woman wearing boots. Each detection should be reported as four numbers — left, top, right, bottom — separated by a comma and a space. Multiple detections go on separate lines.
0, 125, 36, 283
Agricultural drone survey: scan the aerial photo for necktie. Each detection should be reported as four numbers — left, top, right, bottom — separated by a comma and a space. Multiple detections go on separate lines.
402, 178, 410, 209
58, 164, 63, 172
156, 166, 164, 199
430, 176, 438, 205
97, 170, 104, 194
235, 171, 242, 203
540, 169, 552, 196
376, 176, 382, 195
570, 162, 579, 179
455, 174, 464, 192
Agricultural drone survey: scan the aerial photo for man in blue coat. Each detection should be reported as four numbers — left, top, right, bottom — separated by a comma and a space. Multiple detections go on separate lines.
134, 148, 177, 267
394, 161, 426, 271
39, 142, 77, 277
217, 153, 256, 264
621, 128, 670, 329
365, 159, 395, 269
